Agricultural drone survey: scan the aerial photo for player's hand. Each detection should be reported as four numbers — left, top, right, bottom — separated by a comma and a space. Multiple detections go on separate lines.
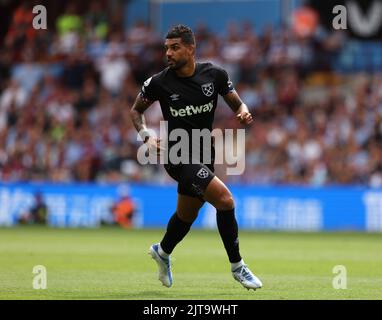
145, 136, 164, 155
236, 111, 253, 125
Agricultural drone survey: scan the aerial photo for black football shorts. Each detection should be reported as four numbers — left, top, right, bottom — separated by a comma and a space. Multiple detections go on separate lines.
164, 163, 215, 199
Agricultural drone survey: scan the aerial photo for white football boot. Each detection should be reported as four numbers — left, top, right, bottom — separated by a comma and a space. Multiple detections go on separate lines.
232, 264, 262, 290
149, 243, 173, 288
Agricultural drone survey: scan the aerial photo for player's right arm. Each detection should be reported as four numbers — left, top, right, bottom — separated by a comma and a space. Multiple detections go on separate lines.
130, 94, 152, 139
130, 94, 162, 152
130, 74, 163, 152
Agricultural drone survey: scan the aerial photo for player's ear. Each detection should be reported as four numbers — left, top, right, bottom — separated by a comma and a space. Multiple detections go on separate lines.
188, 44, 195, 56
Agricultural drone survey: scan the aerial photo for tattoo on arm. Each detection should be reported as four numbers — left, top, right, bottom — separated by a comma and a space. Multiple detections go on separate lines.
130, 94, 153, 133
223, 91, 244, 113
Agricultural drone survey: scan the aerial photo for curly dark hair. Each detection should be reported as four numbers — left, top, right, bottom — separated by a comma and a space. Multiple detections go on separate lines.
166, 24, 195, 45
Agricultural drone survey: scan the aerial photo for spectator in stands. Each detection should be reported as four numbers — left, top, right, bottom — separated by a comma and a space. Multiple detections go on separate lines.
84, 0, 109, 41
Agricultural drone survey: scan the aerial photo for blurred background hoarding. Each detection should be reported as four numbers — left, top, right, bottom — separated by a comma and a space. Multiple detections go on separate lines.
1, 182, 382, 231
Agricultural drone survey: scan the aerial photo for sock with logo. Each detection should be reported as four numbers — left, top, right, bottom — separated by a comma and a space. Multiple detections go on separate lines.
160, 212, 193, 255
216, 208, 242, 263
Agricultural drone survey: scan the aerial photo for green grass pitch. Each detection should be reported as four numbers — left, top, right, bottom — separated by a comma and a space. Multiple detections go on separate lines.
0, 226, 381, 300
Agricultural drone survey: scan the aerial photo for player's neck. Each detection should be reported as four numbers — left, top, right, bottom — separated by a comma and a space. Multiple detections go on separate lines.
175, 60, 196, 78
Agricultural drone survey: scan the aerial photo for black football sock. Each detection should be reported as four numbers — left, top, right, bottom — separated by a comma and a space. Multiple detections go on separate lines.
216, 208, 242, 263
160, 212, 193, 255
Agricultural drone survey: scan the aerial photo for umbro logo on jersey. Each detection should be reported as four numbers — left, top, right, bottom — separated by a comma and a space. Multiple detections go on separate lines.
170, 101, 213, 117
201, 83, 214, 97
196, 168, 209, 179
170, 94, 180, 101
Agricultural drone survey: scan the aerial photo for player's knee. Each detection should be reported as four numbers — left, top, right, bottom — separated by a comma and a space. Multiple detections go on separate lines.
216, 192, 234, 211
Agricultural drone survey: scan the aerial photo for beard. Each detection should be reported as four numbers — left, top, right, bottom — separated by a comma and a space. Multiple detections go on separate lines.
167, 58, 187, 70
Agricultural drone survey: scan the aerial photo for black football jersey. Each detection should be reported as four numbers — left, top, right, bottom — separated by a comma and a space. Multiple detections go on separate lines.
139, 62, 234, 164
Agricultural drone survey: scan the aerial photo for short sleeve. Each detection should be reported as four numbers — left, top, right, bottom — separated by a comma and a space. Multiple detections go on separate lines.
139, 76, 159, 102
216, 68, 235, 96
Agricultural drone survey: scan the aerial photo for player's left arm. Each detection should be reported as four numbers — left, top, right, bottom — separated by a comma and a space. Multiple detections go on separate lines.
223, 91, 253, 125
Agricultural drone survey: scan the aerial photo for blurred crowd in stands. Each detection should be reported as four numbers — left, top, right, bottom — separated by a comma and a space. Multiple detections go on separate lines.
1, 1, 382, 187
